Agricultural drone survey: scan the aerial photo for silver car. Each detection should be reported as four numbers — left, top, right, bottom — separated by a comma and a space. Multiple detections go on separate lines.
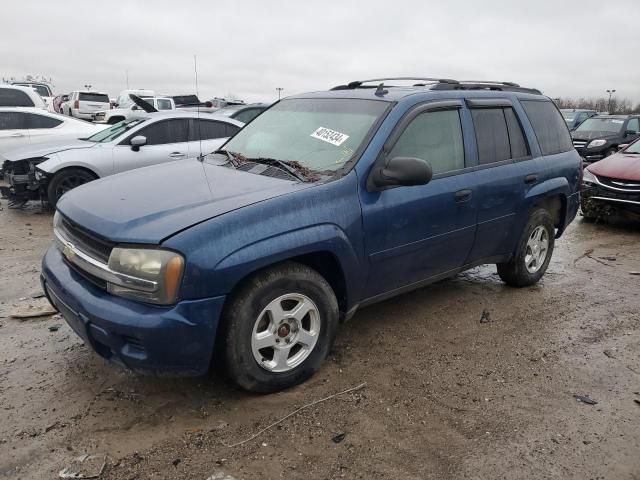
0, 111, 243, 207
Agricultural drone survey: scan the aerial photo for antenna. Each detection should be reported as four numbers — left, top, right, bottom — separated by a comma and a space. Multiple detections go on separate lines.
194, 54, 203, 160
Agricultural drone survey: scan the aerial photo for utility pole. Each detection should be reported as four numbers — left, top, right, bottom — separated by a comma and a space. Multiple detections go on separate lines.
276, 87, 284, 100
126, 70, 129, 89
606, 89, 616, 113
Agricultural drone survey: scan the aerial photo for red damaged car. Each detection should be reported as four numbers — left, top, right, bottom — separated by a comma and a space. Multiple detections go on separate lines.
581, 138, 640, 220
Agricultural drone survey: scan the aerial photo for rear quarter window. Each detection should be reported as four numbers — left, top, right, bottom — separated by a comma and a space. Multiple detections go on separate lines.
0, 88, 35, 107
521, 100, 573, 155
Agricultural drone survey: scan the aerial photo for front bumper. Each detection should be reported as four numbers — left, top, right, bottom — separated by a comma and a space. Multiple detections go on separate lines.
581, 182, 640, 215
41, 245, 225, 376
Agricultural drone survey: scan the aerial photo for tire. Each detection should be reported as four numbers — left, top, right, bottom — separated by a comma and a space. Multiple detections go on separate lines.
47, 168, 97, 207
220, 262, 339, 393
497, 209, 555, 287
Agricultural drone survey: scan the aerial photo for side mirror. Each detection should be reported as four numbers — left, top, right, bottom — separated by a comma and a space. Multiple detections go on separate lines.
130, 135, 147, 151
624, 130, 637, 137
131, 105, 139, 111
369, 156, 433, 190
204, 101, 213, 108
618, 144, 629, 151
62, 95, 69, 102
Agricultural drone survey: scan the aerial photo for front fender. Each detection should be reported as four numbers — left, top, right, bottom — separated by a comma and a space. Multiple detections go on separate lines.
212, 224, 362, 306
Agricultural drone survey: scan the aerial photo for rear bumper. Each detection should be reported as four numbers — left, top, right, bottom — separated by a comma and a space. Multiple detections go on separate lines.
41, 245, 225, 376
558, 191, 580, 236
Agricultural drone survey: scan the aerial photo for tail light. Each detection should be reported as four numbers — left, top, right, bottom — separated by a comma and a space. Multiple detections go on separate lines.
74, 100, 79, 109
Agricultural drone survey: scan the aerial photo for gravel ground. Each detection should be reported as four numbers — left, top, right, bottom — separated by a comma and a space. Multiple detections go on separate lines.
0, 202, 639, 480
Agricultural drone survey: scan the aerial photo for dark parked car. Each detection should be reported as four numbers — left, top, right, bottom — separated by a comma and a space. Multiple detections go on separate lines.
560, 109, 597, 130
581, 138, 640, 220
213, 103, 269, 123
41, 77, 581, 392
572, 115, 640, 163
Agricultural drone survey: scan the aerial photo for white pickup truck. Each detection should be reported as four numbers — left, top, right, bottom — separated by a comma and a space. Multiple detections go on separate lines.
93, 95, 175, 124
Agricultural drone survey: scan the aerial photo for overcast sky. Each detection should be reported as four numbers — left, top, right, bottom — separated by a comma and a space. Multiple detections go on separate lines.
1, 0, 638, 104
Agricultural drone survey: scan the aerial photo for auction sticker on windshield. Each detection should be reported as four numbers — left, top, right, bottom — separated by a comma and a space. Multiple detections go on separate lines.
310, 127, 350, 146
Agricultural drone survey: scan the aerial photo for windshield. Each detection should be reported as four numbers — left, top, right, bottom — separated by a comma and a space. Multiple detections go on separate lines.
219, 98, 388, 173
85, 118, 146, 143
576, 117, 624, 133
561, 111, 576, 122
625, 140, 640, 154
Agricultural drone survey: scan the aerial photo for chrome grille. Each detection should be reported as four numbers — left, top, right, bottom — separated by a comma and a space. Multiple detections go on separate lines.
59, 216, 113, 263
573, 140, 588, 148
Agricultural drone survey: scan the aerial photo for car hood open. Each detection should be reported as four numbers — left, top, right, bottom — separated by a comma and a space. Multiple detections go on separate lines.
2, 140, 94, 162
588, 152, 640, 181
56, 159, 310, 244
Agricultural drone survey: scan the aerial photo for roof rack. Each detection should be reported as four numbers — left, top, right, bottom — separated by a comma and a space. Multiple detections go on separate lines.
330, 77, 541, 95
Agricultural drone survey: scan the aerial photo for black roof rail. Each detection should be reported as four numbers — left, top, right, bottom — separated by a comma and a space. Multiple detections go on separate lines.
331, 77, 459, 90
330, 77, 542, 95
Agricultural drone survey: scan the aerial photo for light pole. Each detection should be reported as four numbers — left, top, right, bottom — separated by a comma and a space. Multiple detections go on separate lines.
276, 87, 284, 100
606, 89, 616, 113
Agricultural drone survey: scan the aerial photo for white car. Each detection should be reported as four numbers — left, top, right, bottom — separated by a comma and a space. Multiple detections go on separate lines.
61, 91, 111, 120
0, 107, 107, 153
1, 111, 243, 206
93, 96, 175, 124
11, 82, 54, 111
0, 85, 46, 109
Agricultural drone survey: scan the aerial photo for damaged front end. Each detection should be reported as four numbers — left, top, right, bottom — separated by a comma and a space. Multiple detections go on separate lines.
0, 157, 49, 206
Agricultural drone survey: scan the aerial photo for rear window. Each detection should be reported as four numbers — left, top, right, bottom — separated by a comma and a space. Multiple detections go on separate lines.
0, 88, 35, 107
521, 101, 573, 155
79, 93, 110, 103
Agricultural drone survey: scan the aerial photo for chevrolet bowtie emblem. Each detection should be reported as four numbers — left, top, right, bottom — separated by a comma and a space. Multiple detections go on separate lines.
63, 243, 76, 261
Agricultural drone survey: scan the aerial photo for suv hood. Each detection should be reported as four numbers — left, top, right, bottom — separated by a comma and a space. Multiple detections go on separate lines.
588, 152, 640, 181
2, 139, 93, 162
57, 160, 310, 244
571, 130, 619, 141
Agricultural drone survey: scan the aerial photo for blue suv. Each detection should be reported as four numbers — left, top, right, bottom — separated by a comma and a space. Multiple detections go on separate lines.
41, 77, 581, 392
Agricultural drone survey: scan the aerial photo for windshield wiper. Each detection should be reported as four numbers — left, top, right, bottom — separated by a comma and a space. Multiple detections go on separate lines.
243, 157, 309, 182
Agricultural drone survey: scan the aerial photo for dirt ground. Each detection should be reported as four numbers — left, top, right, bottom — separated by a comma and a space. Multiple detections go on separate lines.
0, 202, 639, 480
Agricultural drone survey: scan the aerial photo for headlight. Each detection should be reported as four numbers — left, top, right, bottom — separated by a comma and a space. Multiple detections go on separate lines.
583, 167, 596, 184
107, 248, 184, 305
587, 139, 607, 148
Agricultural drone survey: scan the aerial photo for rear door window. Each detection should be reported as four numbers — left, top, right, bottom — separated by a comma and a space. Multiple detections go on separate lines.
504, 108, 529, 159
79, 93, 110, 103
0, 88, 35, 107
189, 120, 230, 141
0, 112, 28, 129
136, 119, 189, 145
388, 109, 465, 175
27, 113, 63, 129
521, 100, 573, 155
471, 108, 511, 164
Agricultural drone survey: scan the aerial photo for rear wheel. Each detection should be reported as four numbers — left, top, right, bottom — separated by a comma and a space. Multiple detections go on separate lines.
497, 209, 555, 287
219, 262, 339, 393
47, 168, 97, 207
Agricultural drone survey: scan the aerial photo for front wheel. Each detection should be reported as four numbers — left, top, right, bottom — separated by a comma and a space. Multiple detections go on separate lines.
497, 209, 555, 287
219, 262, 339, 393
47, 168, 97, 207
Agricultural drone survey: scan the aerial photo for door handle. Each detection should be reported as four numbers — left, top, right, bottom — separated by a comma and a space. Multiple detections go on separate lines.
524, 174, 538, 184
10, 132, 24, 137
454, 189, 472, 202
169, 152, 186, 159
